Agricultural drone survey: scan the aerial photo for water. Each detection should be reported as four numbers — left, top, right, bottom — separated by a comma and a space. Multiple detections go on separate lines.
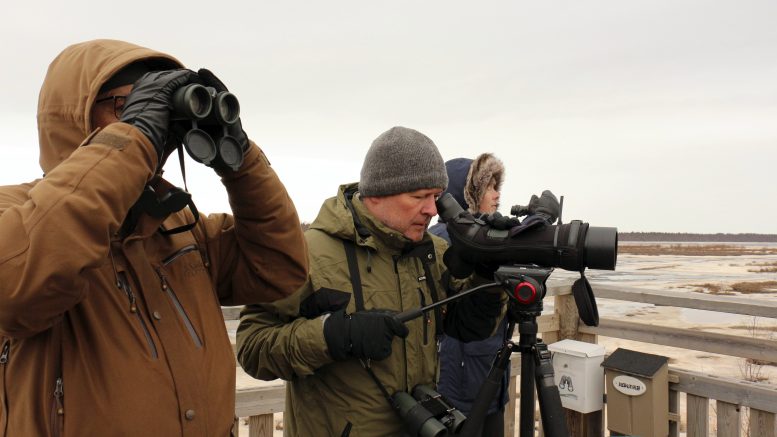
548, 242, 777, 324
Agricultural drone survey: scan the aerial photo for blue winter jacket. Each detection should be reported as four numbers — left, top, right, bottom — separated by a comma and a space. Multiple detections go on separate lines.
430, 157, 510, 415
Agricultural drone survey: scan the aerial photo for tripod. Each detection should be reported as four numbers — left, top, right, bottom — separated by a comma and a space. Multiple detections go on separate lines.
459, 265, 569, 437
395, 265, 571, 437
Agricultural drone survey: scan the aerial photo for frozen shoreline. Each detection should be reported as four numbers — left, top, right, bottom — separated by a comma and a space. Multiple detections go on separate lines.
556, 248, 777, 384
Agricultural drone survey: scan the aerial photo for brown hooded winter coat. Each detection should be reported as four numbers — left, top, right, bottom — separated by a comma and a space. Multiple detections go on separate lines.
0, 39, 307, 437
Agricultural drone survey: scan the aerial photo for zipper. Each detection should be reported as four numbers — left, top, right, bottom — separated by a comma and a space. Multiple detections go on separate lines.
1, 340, 9, 437
117, 272, 158, 359
155, 267, 202, 348
416, 288, 429, 345
50, 377, 63, 437
0, 341, 8, 364
162, 244, 199, 266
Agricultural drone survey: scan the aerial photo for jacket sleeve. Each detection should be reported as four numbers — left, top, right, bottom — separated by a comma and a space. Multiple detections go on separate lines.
195, 141, 308, 305
435, 241, 507, 342
0, 124, 157, 338
236, 279, 335, 381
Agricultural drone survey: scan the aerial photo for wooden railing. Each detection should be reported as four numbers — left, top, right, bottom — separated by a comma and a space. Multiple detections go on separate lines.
226, 280, 777, 436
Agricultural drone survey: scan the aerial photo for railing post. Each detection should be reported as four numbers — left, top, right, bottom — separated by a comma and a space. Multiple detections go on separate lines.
553, 293, 602, 437
686, 394, 709, 437
748, 408, 776, 437
248, 414, 274, 437
716, 400, 741, 437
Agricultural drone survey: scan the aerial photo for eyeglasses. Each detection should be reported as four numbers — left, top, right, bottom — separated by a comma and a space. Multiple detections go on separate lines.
94, 95, 127, 119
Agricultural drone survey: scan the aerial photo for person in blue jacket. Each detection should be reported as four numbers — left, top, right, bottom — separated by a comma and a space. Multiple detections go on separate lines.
429, 152, 509, 436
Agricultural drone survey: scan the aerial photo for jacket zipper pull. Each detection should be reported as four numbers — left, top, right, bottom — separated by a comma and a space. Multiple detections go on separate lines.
54, 377, 64, 415
0, 341, 9, 364
128, 291, 138, 313
156, 267, 169, 291
118, 273, 138, 313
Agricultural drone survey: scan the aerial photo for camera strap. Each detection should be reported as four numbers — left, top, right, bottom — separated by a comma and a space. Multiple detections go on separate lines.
358, 358, 395, 405
342, 240, 419, 415
342, 240, 396, 406
342, 240, 365, 312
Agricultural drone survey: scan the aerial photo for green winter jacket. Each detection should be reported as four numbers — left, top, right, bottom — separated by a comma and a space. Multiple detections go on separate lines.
237, 183, 504, 437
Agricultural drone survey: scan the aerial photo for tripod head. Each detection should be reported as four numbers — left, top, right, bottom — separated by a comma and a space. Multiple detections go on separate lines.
495, 265, 554, 320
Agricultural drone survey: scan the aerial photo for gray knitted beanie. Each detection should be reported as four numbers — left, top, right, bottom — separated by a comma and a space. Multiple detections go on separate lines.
359, 126, 448, 197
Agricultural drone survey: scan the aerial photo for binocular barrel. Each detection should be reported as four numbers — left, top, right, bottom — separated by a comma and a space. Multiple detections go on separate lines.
172, 84, 212, 120
213, 92, 240, 125
392, 392, 447, 437
172, 84, 240, 124
173, 82, 245, 172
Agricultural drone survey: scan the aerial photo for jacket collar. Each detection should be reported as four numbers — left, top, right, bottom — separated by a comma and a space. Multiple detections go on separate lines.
310, 183, 435, 255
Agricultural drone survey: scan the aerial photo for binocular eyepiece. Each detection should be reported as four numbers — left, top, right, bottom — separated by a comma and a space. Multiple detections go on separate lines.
172, 84, 240, 125
172, 83, 244, 172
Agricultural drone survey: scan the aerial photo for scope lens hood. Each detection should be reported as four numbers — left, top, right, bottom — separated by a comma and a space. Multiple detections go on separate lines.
584, 226, 618, 270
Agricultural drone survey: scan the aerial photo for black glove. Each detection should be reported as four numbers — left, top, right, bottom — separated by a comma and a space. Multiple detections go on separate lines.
480, 212, 521, 230
529, 190, 560, 223
443, 287, 504, 342
443, 244, 500, 280
323, 309, 409, 361
197, 68, 249, 152
119, 69, 197, 163
511, 190, 560, 223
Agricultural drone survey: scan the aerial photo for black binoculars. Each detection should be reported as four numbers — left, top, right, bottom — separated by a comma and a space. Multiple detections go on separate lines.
392, 385, 467, 437
172, 83, 244, 172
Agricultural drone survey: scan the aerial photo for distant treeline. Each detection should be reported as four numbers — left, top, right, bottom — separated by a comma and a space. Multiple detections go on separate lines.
619, 232, 777, 242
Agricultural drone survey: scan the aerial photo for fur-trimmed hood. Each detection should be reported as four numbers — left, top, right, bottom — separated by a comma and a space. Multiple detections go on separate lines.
463, 153, 504, 213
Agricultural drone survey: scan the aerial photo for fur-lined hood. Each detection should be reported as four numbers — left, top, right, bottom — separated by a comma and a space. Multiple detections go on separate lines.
438, 153, 504, 214
463, 153, 504, 213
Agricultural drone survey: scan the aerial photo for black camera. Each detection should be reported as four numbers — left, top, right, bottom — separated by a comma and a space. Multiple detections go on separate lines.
436, 193, 617, 279
392, 385, 466, 437
171, 83, 244, 171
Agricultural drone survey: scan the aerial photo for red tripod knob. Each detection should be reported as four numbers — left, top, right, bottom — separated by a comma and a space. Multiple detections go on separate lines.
514, 281, 537, 304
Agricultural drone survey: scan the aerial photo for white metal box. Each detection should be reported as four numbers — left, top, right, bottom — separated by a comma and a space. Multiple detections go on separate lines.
547, 339, 606, 413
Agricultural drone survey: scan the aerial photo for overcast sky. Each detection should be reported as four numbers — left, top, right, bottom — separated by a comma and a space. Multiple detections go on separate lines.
2, 1, 776, 234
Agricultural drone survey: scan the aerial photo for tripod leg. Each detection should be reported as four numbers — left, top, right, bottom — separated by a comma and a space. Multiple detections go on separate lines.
516, 319, 538, 437
459, 342, 515, 437
533, 342, 569, 437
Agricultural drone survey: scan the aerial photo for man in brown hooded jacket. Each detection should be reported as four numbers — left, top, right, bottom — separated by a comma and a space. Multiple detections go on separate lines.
0, 39, 307, 436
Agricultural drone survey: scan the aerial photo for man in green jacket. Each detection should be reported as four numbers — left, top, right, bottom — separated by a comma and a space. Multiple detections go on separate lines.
238, 126, 505, 436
